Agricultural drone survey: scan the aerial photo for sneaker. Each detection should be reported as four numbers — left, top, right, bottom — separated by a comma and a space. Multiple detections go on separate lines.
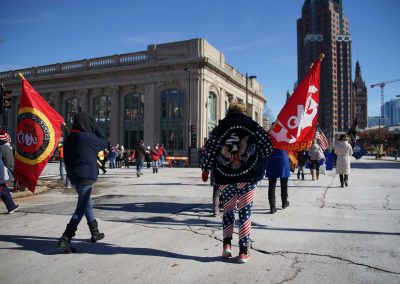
222, 244, 232, 258
238, 252, 251, 263
8, 205, 20, 214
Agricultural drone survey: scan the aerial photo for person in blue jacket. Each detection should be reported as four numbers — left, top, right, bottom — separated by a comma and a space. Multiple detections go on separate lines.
264, 148, 290, 214
57, 112, 108, 253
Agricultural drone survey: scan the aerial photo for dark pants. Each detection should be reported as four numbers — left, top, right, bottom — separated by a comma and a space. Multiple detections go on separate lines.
268, 178, 288, 210
0, 185, 18, 212
310, 160, 320, 171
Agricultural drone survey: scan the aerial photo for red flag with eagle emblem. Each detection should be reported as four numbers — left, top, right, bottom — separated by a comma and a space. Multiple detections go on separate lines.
14, 79, 64, 192
269, 55, 323, 151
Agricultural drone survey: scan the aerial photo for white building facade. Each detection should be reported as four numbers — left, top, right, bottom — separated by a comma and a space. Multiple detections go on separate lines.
0, 38, 267, 165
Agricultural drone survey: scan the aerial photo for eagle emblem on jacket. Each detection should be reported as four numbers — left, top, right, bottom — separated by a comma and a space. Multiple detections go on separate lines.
218, 132, 256, 169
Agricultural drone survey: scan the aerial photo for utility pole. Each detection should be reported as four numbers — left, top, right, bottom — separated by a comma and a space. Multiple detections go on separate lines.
184, 68, 192, 166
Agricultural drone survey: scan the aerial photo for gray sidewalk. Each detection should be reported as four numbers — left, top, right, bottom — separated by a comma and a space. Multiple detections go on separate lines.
1, 158, 399, 283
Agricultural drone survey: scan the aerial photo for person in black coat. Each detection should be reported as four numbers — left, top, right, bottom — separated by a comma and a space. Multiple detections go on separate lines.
57, 112, 107, 253
296, 150, 308, 180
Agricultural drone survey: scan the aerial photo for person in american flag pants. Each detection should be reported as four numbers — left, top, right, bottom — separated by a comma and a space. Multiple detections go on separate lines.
200, 103, 273, 263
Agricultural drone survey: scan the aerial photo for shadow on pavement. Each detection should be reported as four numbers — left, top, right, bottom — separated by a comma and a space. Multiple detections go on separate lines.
351, 162, 400, 169
0, 234, 224, 262
251, 222, 400, 236
93, 201, 205, 214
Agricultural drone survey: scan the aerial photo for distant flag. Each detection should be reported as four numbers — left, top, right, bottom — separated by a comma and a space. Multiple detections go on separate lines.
13, 76, 64, 192
315, 128, 329, 150
269, 54, 324, 151
348, 116, 359, 143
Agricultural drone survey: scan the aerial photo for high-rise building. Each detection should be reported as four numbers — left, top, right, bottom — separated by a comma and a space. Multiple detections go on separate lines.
383, 97, 400, 126
297, 0, 353, 134
352, 61, 368, 129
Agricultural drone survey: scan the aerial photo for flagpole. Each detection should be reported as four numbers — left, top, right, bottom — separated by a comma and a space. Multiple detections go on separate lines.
18, 72, 26, 80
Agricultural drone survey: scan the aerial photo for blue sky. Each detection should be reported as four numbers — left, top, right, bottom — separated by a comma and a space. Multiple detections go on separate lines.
0, 0, 399, 118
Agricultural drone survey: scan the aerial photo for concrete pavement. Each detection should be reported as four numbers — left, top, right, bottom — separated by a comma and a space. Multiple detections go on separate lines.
0, 158, 399, 283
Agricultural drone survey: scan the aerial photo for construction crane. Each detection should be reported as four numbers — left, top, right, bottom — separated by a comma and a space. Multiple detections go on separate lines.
371, 78, 400, 126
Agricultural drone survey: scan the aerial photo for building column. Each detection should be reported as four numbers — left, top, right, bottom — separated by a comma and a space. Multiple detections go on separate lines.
144, 83, 156, 146
110, 86, 120, 145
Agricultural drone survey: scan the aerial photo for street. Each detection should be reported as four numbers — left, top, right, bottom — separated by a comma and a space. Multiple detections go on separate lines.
0, 157, 399, 284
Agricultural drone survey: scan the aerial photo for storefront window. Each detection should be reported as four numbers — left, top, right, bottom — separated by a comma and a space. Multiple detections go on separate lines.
208, 92, 217, 134
124, 93, 144, 148
93, 95, 111, 140
160, 89, 184, 154
65, 97, 80, 128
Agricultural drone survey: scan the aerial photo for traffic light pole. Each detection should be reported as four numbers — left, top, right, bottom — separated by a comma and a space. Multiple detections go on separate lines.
0, 83, 4, 115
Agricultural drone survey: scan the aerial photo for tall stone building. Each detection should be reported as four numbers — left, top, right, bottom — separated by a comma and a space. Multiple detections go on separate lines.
0, 38, 265, 165
297, 0, 353, 135
352, 61, 368, 129
383, 98, 400, 127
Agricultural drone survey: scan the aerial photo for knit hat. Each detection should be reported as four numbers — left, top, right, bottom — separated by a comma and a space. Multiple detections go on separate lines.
0, 130, 11, 144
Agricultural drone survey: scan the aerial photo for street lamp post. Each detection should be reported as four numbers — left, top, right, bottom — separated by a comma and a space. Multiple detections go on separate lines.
173, 106, 179, 157
245, 73, 257, 116
184, 68, 191, 166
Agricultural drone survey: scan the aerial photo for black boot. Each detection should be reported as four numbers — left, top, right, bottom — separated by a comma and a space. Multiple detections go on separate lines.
339, 174, 344, 187
57, 223, 77, 253
281, 178, 289, 209
268, 179, 277, 214
212, 197, 219, 217
301, 173, 305, 180
344, 174, 349, 187
268, 192, 277, 214
87, 219, 105, 243
297, 172, 300, 179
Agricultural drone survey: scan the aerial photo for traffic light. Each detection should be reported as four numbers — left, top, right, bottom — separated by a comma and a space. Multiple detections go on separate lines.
190, 124, 196, 148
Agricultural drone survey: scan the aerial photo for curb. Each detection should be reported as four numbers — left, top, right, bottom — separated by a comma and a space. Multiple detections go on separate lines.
11, 185, 52, 199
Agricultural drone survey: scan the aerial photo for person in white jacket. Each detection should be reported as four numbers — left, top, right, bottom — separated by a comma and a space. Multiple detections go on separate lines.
334, 134, 353, 187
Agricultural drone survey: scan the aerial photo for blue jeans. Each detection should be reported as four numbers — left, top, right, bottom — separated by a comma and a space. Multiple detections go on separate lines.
110, 157, 116, 169
59, 160, 65, 179
0, 185, 18, 212
69, 183, 95, 227
136, 159, 144, 175
160, 156, 165, 168
66, 176, 71, 188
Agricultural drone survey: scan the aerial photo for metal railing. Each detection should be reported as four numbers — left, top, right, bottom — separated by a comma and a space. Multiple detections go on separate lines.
0, 51, 148, 80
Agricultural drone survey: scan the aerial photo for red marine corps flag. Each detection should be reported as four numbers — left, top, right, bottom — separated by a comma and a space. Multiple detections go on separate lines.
14, 74, 64, 193
269, 54, 324, 151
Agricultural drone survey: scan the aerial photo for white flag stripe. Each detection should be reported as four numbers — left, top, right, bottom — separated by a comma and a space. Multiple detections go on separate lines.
316, 129, 329, 150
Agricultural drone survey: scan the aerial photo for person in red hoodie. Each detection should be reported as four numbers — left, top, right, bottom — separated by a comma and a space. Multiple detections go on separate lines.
150, 144, 162, 173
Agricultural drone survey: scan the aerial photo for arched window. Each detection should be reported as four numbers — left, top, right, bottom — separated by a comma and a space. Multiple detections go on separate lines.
124, 93, 144, 148
65, 97, 80, 128
255, 111, 259, 123
208, 92, 217, 134
93, 95, 111, 140
160, 89, 184, 154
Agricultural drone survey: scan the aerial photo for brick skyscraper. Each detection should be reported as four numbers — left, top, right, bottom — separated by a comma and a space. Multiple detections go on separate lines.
297, 0, 353, 135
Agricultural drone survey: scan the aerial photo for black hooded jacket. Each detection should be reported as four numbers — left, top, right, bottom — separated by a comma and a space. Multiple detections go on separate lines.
200, 111, 273, 185
64, 112, 107, 185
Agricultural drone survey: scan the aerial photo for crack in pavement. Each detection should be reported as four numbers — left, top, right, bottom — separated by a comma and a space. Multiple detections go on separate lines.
274, 256, 302, 284
383, 194, 393, 210
251, 247, 400, 275
318, 176, 335, 208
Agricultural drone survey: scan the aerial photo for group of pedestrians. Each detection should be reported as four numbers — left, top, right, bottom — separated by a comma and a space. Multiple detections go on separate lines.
201, 102, 355, 263
2, 104, 355, 264
133, 141, 166, 177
